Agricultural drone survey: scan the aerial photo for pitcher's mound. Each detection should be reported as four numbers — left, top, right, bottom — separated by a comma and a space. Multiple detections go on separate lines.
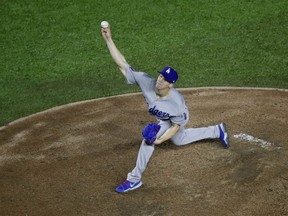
0, 88, 287, 216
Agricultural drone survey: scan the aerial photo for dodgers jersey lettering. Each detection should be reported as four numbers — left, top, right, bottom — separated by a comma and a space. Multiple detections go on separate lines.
125, 64, 188, 126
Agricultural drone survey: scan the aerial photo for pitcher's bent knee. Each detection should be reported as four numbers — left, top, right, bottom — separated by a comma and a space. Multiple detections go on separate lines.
171, 139, 183, 146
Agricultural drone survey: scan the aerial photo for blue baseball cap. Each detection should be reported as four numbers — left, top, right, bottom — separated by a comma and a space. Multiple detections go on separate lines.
158, 66, 178, 83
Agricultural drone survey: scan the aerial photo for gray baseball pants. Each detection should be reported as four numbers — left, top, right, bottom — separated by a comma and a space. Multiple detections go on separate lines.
127, 120, 220, 182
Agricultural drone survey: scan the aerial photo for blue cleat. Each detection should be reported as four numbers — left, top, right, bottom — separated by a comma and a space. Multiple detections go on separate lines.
218, 123, 230, 148
115, 180, 142, 193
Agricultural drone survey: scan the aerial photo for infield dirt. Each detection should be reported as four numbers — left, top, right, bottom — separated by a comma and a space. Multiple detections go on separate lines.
0, 88, 287, 216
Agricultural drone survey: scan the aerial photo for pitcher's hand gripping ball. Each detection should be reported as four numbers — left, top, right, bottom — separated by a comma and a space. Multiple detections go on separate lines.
142, 123, 161, 145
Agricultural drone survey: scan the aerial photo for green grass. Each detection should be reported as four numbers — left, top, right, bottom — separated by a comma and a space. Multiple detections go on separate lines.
1, 0, 288, 126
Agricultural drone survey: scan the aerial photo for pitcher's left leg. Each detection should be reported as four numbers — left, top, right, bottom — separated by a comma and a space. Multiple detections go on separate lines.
116, 121, 171, 193
127, 140, 155, 182
126, 120, 171, 181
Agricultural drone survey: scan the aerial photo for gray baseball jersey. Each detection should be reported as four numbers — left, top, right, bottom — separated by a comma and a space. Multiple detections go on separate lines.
125, 64, 220, 183
126, 65, 189, 126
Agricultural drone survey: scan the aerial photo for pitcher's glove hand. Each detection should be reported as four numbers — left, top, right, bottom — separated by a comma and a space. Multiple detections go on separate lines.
142, 123, 161, 145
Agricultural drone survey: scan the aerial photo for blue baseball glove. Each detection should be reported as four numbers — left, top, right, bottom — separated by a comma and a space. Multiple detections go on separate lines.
142, 123, 161, 145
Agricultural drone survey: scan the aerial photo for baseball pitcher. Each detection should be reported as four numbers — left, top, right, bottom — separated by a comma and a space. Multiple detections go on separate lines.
101, 23, 229, 193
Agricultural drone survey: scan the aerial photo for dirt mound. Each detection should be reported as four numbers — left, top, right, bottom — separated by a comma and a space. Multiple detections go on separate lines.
0, 88, 287, 216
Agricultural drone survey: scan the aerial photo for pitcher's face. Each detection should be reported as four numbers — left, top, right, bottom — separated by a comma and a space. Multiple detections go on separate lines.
156, 74, 172, 90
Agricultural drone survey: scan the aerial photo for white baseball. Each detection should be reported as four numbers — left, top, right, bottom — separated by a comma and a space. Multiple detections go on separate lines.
101, 21, 109, 28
